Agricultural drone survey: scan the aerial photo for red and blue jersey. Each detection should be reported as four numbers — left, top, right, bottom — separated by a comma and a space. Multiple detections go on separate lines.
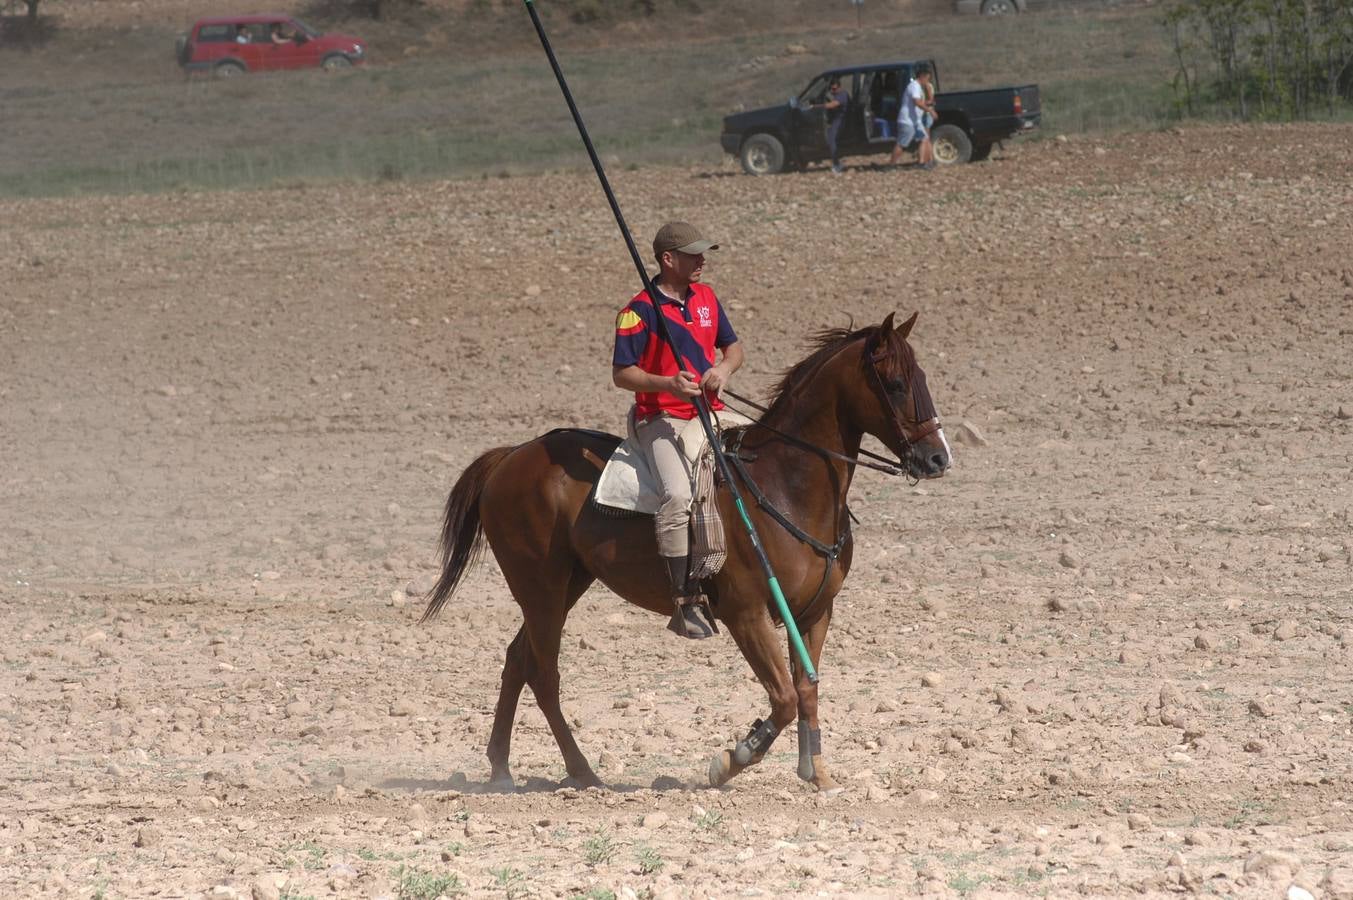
613, 283, 739, 420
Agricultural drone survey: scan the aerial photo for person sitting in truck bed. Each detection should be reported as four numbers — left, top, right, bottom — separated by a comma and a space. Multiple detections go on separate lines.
866, 72, 896, 140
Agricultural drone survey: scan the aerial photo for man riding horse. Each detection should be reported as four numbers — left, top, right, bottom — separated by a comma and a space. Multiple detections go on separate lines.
611, 222, 744, 640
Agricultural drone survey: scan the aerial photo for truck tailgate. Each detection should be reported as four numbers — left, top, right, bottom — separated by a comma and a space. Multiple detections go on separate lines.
1016, 84, 1041, 118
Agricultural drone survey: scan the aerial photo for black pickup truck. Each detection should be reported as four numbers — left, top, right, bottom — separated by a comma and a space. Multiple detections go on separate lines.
720, 61, 1040, 174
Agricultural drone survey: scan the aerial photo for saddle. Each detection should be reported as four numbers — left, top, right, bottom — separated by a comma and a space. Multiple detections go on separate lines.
593, 408, 752, 581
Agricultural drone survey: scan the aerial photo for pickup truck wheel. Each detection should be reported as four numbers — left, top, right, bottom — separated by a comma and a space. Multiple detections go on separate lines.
322, 54, 353, 71
740, 134, 785, 176
981, 0, 1017, 13
214, 61, 246, 79
970, 143, 993, 162
930, 124, 973, 165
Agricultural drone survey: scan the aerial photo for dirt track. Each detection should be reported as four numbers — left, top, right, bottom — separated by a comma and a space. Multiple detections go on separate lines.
3, 125, 1353, 898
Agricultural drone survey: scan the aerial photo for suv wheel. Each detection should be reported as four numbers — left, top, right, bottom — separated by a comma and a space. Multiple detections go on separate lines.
740, 134, 785, 176
214, 61, 246, 78
981, 0, 1017, 13
322, 55, 353, 71
930, 124, 973, 165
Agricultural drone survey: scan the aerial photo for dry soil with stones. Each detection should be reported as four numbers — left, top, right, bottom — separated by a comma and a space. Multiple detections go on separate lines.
3, 125, 1353, 899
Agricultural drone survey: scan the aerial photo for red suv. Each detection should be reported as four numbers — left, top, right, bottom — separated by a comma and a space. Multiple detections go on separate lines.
176, 15, 367, 77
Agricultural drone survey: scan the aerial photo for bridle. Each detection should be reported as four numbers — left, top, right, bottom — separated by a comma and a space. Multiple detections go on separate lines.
862, 332, 944, 470
715, 333, 943, 628
722, 332, 942, 479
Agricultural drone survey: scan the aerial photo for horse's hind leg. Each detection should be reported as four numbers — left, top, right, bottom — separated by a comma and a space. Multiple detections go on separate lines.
792, 609, 842, 795
523, 564, 601, 788
486, 627, 531, 790
488, 563, 598, 789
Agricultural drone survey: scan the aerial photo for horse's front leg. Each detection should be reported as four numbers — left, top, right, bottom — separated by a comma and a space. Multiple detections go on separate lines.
708, 609, 799, 787
792, 607, 842, 795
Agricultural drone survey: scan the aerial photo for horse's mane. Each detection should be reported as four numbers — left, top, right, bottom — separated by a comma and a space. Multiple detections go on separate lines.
761, 322, 914, 420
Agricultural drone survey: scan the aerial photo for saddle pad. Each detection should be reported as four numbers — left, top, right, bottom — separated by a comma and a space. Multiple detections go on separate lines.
594, 407, 752, 514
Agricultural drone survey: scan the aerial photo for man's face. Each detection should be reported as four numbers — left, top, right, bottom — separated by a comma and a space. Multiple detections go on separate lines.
663, 250, 705, 284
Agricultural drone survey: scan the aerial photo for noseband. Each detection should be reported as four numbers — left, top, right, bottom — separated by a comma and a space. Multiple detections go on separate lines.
864, 337, 943, 472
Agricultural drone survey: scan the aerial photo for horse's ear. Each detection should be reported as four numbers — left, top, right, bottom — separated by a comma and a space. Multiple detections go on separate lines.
894, 311, 919, 339
879, 312, 896, 335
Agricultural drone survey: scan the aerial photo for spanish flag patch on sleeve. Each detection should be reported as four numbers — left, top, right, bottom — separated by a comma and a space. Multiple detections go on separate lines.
615, 308, 645, 336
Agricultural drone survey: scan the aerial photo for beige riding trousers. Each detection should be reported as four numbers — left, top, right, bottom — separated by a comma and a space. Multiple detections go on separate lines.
632, 413, 693, 558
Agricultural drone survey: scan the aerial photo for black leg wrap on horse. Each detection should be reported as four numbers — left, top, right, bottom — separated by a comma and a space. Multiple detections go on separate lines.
796, 720, 821, 781
732, 717, 781, 767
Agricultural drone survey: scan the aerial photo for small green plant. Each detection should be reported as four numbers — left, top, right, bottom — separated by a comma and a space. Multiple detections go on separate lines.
635, 845, 664, 875
583, 829, 618, 865
277, 840, 326, 871
1010, 864, 1047, 887
279, 889, 318, 900
394, 864, 463, 899
301, 842, 326, 871
442, 841, 465, 857
694, 810, 723, 831
948, 871, 992, 896
490, 865, 527, 897
357, 847, 378, 861
1223, 799, 1273, 830
570, 890, 616, 900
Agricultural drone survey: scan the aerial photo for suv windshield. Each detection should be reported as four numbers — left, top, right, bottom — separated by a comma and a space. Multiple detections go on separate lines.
799, 75, 834, 106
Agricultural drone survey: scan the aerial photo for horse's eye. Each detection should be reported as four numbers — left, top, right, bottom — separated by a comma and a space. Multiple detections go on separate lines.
885, 379, 908, 394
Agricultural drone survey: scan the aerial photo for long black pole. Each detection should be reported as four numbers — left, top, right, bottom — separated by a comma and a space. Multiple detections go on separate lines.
522, 0, 817, 683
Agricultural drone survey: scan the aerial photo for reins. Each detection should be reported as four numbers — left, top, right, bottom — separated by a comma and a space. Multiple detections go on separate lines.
722, 388, 905, 477
722, 426, 847, 629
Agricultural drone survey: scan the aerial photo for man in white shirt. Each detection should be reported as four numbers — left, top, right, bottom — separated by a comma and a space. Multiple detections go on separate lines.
889, 64, 935, 170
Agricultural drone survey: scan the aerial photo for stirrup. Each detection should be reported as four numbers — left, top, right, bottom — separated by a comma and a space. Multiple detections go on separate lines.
667, 597, 718, 640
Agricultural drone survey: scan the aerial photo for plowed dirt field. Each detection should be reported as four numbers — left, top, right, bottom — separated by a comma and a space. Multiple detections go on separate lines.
3, 125, 1353, 899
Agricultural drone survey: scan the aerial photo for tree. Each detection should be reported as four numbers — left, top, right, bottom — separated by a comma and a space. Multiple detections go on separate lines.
1164, 0, 1352, 121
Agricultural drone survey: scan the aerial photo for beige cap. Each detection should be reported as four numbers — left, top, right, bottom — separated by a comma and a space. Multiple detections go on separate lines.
653, 221, 719, 259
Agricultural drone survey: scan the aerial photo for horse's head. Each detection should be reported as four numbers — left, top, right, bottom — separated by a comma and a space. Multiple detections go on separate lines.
856, 312, 951, 479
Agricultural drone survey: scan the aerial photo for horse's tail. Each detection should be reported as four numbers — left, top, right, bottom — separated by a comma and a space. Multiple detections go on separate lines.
420, 445, 517, 623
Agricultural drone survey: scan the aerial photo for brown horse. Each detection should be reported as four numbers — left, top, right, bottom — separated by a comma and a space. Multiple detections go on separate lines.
422, 312, 950, 792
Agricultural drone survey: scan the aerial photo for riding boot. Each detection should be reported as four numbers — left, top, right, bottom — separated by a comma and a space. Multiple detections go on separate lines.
664, 554, 715, 640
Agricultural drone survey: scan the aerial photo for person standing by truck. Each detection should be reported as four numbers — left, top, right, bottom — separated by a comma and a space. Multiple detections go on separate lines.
889, 64, 935, 170
815, 77, 850, 174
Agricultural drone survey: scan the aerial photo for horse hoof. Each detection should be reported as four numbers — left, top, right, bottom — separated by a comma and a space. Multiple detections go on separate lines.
707, 750, 735, 787
562, 773, 603, 790
487, 775, 516, 793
